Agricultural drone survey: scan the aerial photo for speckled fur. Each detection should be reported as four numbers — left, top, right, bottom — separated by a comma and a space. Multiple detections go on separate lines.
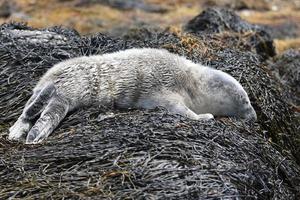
9, 48, 257, 144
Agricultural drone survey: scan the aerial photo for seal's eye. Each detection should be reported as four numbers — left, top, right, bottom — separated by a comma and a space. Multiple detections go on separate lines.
243, 99, 249, 105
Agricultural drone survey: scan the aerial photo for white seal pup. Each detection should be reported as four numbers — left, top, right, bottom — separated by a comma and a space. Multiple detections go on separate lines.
8, 48, 257, 144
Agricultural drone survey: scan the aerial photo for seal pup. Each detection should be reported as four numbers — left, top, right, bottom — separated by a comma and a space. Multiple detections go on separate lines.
8, 48, 257, 144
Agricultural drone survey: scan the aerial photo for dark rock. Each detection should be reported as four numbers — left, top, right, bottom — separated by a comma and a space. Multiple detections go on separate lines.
201, 0, 271, 11
185, 8, 257, 33
184, 8, 276, 59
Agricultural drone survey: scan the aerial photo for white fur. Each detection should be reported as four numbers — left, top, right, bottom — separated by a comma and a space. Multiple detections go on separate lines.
9, 48, 257, 144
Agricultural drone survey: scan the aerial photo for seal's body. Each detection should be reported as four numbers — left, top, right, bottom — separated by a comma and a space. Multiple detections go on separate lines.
9, 48, 257, 144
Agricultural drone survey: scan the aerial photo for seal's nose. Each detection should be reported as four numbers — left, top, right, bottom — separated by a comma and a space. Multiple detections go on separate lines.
250, 111, 257, 121
246, 106, 257, 122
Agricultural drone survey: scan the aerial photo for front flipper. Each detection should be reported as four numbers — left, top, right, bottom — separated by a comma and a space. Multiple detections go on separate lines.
137, 91, 214, 120
166, 101, 214, 120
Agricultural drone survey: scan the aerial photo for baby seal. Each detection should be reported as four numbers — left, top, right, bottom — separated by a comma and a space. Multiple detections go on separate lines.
8, 48, 257, 144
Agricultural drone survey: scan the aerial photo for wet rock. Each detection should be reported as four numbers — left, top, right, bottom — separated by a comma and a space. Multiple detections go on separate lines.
184, 8, 276, 59
0, 22, 81, 47
3, 29, 70, 45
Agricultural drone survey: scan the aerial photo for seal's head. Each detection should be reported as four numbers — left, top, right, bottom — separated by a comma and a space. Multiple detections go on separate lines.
203, 68, 257, 121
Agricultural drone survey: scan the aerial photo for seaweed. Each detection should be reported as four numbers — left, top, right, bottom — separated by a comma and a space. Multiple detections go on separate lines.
1, 109, 299, 199
270, 49, 300, 109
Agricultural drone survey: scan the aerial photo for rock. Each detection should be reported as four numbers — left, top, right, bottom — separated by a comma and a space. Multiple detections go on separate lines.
184, 8, 276, 59
201, 0, 271, 10
76, 0, 169, 13
0, 0, 10, 18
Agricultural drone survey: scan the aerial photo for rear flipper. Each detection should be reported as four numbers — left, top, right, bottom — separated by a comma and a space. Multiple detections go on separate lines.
138, 92, 214, 120
25, 94, 69, 144
9, 84, 55, 141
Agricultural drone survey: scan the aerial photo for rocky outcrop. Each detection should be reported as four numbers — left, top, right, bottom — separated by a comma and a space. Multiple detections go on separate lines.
184, 8, 276, 59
